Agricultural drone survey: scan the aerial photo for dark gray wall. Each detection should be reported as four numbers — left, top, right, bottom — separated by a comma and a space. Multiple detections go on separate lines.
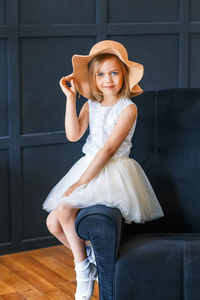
0, 0, 200, 254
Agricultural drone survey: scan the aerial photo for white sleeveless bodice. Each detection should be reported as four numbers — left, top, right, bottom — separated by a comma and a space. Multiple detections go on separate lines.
82, 98, 137, 159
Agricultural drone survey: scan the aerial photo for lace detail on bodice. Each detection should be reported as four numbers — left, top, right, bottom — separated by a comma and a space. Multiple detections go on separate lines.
82, 98, 137, 158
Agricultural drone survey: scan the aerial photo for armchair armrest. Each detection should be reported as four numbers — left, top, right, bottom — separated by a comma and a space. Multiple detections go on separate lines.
75, 204, 123, 300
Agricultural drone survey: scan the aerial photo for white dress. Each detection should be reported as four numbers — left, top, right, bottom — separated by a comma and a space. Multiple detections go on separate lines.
43, 98, 165, 224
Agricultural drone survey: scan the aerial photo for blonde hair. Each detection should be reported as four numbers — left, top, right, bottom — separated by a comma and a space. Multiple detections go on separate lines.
87, 53, 131, 102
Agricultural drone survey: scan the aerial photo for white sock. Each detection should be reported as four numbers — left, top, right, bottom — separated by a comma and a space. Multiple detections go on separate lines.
74, 257, 91, 295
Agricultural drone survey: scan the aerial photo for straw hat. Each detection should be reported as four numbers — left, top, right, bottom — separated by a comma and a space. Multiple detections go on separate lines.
67, 40, 144, 99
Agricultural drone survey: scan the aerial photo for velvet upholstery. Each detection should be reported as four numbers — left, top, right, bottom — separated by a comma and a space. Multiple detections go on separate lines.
75, 88, 200, 300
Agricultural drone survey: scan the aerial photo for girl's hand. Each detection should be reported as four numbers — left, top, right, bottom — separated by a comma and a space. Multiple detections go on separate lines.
59, 76, 77, 98
61, 181, 82, 198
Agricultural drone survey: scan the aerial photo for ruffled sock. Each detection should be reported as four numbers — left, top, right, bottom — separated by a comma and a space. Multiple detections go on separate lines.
74, 257, 91, 295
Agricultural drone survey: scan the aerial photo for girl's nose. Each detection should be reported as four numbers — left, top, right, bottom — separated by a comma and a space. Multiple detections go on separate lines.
104, 74, 112, 82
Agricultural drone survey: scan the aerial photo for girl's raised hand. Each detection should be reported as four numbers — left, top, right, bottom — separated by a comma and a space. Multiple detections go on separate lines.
59, 76, 77, 98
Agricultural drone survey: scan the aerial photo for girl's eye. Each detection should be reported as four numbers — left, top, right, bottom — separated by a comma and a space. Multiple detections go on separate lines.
112, 71, 118, 75
97, 73, 103, 77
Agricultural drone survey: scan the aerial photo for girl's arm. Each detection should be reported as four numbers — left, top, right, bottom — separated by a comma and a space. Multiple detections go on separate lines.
59, 76, 89, 141
62, 103, 137, 197
65, 99, 89, 141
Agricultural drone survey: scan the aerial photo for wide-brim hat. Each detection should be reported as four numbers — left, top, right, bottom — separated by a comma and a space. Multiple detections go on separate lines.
68, 40, 144, 99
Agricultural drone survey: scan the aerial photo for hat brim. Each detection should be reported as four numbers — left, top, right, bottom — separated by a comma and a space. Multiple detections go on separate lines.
70, 48, 144, 99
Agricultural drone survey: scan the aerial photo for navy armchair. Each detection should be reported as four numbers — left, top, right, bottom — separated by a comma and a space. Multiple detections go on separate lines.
75, 88, 200, 300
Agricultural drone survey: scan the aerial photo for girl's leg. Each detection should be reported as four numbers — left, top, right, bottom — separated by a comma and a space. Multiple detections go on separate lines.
46, 209, 71, 249
48, 205, 97, 299
55, 204, 86, 262
46, 209, 91, 250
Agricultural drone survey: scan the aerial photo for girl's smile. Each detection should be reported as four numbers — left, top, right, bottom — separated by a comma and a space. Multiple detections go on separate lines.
96, 57, 123, 102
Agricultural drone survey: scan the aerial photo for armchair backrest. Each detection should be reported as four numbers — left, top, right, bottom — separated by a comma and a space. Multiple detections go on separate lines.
129, 88, 200, 234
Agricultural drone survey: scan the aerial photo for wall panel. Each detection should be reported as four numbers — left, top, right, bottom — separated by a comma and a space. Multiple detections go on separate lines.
0, 0, 6, 24
108, 0, 180, 23
0, 150, 10, 244
20, 36, 96, 134
190, 0, 200, 21
19, 0, 96, 24
189, 34, 200, 87
0, 39, 8, 136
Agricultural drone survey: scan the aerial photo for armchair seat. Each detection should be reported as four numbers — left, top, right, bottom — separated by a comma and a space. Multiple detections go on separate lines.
115, 232, 200, 300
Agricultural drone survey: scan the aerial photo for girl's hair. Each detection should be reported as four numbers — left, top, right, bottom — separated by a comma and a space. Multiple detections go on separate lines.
87, 53, 131, 102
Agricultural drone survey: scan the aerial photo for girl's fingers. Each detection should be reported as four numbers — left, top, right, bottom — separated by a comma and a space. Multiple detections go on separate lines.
59, 76, 77, 97
60, 77, 71, 90
60, 76, 73, 88
59, 76, 68, 85
61, 191, 71, 198
63, 75, 73, 82
61, 77, 67, 87
61, 78, 70, 90
59, 77, 66, 87
70, 78, 76, 92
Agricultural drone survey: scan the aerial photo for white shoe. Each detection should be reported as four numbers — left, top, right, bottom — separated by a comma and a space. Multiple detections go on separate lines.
75, 263, 98, 300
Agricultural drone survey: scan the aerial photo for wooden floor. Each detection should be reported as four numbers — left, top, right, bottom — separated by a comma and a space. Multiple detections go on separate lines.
0, 245, 99, 299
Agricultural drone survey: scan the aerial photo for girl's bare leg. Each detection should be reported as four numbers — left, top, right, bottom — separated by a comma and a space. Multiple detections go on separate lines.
46, 209, 91, 251
46, 209, 71, 249
55, 204, 87, 262
47, 205, 97, 298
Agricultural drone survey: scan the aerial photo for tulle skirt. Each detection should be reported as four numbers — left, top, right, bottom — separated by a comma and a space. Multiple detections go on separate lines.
42, 154, 164, 224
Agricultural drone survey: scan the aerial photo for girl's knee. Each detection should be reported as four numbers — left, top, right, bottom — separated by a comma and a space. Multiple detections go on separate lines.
56, 204, 77, 221
46, 211, 62, 235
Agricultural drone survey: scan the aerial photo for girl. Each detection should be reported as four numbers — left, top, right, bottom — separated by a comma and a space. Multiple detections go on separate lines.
43, 40, 165, 300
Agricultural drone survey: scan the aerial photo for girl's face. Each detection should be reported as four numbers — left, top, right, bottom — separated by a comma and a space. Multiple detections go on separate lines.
96, 57, 123, 100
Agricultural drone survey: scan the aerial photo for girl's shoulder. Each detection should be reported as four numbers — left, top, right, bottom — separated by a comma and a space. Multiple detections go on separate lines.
120, 97, 137, 106
117, 98, 137, 114
86, 99, 99, 116
87, 98, 98, 107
